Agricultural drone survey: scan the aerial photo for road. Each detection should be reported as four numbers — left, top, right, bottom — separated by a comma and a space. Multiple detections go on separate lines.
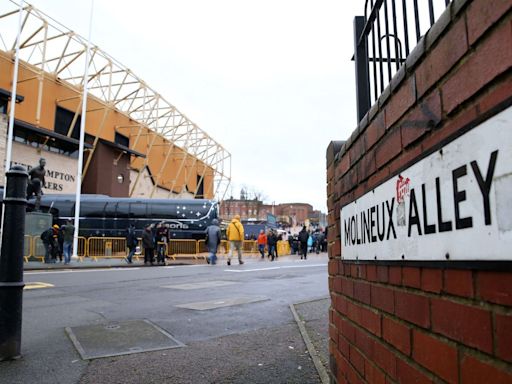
1, 253, 329, 384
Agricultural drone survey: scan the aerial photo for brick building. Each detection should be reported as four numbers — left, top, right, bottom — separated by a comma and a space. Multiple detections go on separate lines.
220, 198, 321, 226
327, 1, 512, 383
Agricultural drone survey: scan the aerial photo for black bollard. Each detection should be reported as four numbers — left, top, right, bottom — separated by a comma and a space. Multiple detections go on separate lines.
0, 165, 28, 361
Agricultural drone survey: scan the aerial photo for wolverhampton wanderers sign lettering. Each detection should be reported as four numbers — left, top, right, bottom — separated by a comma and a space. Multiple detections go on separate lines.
341, 106, 512, 261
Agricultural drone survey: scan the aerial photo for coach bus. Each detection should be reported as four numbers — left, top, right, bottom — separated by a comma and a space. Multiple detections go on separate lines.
23, 193, 218, 239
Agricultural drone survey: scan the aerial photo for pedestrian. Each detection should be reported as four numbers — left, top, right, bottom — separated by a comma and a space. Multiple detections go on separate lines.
125, 223, 137, 264
62, 220, 75, 264
267, 230, 278, 261
56, 224, 64, 262
156, 222, 168, 265
257, 229, 267, 259
226, 214, 244, 266
51, 224, 61, 263
205, 218, 221, 265
40, 226, 55, 264
142, 225, 154, 265
298, 225, 309, 260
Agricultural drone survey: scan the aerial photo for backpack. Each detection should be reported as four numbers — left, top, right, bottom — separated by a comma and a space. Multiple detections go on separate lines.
299, 231, 308, 243
40, 228, 52, 243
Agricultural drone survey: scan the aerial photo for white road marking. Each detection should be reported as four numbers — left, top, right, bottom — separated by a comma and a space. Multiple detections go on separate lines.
224, 264, 326, 272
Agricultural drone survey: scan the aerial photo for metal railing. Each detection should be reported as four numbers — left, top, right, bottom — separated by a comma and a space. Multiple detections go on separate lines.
354, 0, 452, 121
21, 236, 293, 262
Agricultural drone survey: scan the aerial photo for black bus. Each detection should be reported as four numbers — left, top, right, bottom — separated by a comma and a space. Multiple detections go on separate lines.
22, 193, 218, 239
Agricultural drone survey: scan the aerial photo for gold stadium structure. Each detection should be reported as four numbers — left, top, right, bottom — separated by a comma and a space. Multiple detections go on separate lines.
0, 1, 231, 200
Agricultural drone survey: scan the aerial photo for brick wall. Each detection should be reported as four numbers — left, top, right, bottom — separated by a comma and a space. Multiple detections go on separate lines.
326, 1, 512, 383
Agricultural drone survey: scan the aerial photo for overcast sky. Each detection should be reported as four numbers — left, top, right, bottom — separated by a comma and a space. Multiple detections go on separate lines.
26, 0, 362, 212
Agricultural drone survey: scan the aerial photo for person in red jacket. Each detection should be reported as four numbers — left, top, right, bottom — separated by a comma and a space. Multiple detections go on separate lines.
257, 229, 267, 259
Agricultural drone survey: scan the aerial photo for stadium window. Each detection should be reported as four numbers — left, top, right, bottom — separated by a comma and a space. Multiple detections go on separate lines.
54, 106, 81, 140
115, 132, 129, 147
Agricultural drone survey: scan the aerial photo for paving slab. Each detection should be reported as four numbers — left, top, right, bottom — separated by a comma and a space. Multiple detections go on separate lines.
162, 280, 236, 290
175, 295, 269, 310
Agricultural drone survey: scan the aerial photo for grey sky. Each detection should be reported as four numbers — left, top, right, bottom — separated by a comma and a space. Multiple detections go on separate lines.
26, 0, 362, 212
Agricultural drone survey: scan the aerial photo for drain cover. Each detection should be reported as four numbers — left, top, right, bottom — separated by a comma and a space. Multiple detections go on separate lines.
65, 319, 184, 360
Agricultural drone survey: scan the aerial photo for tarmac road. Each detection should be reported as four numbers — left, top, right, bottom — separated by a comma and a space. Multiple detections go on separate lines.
1, 253, 329, 384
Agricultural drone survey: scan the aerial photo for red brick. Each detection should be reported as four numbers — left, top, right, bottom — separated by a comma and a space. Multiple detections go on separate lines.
412, 330, 458, 384
388, 144, 424, 178
357, 150, 376, 183
421, 268, 443, 293
368, 166, 390, 192
354, 326, 374, 359
367, 265, 378, 282
371, 285, 395, 314
401, 90, 442, 147
377, 266, 389, 283
396, 358, 434, 384
389, 266, 402, 286
443, 269, 474, 298
349, 136, 366, 167
467, 0, 512, 45
365, 112, 386, 149
495, 313, 512, 363
403, 267, 421, 289
334, 277, 342, 293
416, 17, 468, 97
353, 281, 371, 305
349, 345, 365, 376
330, 324, 339, 344
359, 306, 381, 337
331, 240, 341, 258
340, 317, 356, 343
431, 298, 493, 353
478, 75, 512, 115
442, 20, 512, 114
373, 340, 397, 379
383, 317, 411, 355
328, 259, 339, 276
375, 127, 402, 166
395, 291, 430, 328
338, 333, 350, 358
478, 271, 512, 306
338, 152, 351, 177
460, 354, 512, 384
341, 277, 354, 298
365, 360, 386, 384
335, 295, 349, 316
386, 77, 416, 128
421, 104, 478, 155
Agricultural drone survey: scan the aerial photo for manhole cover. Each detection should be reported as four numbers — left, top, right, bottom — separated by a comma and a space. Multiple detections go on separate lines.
65, 319, 184, 360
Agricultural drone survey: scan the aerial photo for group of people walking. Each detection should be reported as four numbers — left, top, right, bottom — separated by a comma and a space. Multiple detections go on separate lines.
125, 222, 170, 265
40, 220, 75, 264
205, 215, 244, 266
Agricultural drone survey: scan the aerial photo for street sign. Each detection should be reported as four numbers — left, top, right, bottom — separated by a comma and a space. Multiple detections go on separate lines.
341, 106, 512, 261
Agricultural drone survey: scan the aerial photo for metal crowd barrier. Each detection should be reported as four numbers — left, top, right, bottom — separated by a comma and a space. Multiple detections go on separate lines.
88, 237, 127, 261
167, 239, 198, 260
23, 235, 32, 263
22, 236, 293, 263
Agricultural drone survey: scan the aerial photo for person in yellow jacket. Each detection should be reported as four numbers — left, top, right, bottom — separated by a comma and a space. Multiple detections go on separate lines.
226, 215, 245, 265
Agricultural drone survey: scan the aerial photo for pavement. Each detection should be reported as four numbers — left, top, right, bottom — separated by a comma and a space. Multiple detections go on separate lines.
6, 253, 331, 383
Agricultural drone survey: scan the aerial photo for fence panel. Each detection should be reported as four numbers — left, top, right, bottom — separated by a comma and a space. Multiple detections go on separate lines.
167, 240, 199, 260
32, 237, 47, 262
23, 235, 33, 262
277, 241, 290, 256
87, 237, 127, 260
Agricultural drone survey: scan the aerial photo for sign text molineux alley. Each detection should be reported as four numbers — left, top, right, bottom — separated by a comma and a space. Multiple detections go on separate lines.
341, 106, 512, 261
